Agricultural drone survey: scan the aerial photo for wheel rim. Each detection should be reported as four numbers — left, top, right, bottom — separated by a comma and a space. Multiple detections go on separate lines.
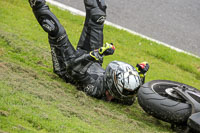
152, 82, 186, 102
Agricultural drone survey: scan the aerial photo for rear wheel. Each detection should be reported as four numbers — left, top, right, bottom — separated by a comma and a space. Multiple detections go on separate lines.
137, 80, 195, 124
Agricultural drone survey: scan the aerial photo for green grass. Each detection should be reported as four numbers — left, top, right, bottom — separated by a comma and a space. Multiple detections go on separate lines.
0, 0, 200, 133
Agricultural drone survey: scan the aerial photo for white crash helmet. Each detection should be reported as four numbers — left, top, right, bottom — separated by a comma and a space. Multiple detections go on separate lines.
105, 61, 141, 100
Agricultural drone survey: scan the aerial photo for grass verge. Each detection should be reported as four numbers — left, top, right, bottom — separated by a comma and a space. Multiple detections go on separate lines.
0, 0, 200, 133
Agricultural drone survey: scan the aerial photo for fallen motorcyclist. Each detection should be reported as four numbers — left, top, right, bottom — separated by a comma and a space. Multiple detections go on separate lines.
29, 0, 149, 105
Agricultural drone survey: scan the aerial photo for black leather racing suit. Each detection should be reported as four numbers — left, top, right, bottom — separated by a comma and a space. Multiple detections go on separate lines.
29, 0, 135, 105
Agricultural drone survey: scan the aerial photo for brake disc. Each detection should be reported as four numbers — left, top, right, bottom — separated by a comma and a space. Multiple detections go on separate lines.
165, 88, 183, 100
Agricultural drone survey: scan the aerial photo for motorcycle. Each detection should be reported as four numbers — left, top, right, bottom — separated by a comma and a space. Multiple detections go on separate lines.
137, 80, 200, 133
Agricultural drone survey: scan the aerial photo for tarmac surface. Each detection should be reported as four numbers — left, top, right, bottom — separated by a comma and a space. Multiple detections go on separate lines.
54, 0, 200, 57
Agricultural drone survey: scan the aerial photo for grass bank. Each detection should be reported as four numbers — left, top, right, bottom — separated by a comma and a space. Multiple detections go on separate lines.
0, 0, 200, 132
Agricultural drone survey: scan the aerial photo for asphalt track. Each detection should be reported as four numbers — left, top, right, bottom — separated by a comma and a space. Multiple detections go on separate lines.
54, 0, 200, 57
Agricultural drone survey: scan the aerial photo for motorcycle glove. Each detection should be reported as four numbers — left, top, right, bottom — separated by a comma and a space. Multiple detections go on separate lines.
99, 43, 115, 56
136, 62, 150, 75
89, 42, 115, 63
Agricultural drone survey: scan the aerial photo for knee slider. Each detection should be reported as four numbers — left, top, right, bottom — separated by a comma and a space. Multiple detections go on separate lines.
38, 11, 63, 36
41, 18, 58, 35
33, 5, 62, 36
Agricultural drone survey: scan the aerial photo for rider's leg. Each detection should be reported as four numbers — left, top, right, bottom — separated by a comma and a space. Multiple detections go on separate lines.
29, 0, 76, 79
77, 0, 107, 51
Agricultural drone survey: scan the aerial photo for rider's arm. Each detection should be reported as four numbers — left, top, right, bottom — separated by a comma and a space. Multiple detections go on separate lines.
67, 43, 115, 67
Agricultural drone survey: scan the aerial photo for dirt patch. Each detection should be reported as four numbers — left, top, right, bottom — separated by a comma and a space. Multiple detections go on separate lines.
0, 129, 8, 133
5, 63, 29, 73
36, 60, 49, 68
93, 106, 138, 126
124, 108, 131, 113
0, 110, 9, 117
75, 91, 91, 105
0, 62, 7, 69
197, 66, 200, 72
94, 107, 113, 117
58, 104, 84, 119
4, 62, 39, 79
94, 107, 123, 120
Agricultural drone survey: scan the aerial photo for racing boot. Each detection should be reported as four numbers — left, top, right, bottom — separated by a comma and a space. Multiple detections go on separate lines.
77, 0, 107, 51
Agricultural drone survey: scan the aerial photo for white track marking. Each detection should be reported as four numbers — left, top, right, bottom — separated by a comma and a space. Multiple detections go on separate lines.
46, 0, 199, 58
